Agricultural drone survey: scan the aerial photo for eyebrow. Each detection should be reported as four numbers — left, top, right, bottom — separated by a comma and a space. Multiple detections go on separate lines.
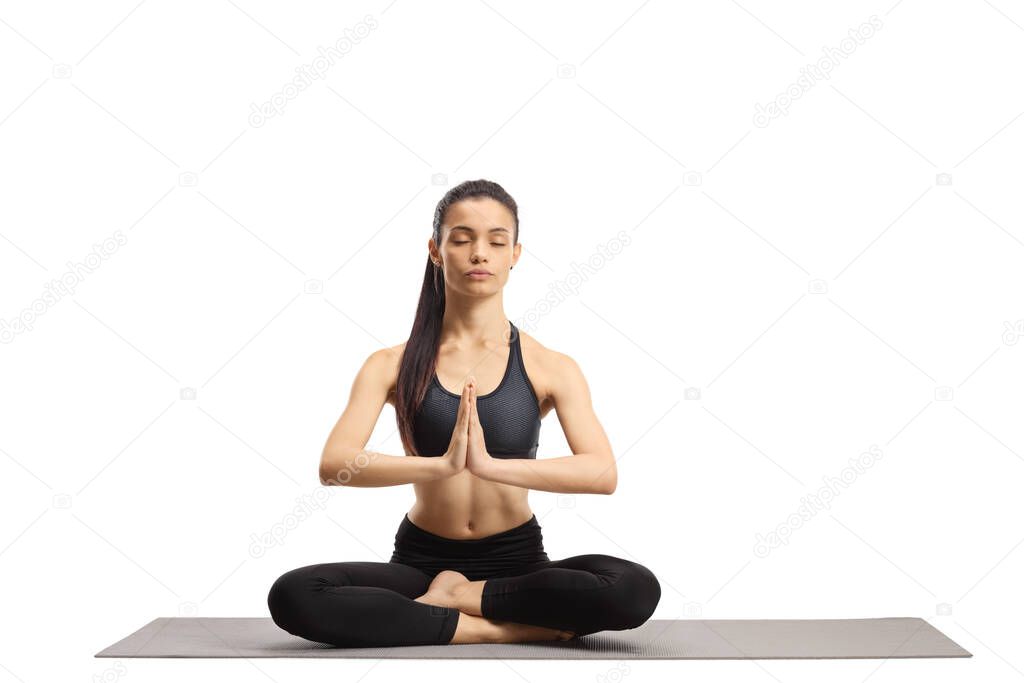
450, 225, 511, 234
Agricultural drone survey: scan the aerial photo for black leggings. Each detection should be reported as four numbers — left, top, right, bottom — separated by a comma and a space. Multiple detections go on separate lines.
267, 513, 661, 647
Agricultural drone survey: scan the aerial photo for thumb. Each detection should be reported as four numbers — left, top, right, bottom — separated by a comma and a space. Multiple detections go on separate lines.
458, 381, 472, 430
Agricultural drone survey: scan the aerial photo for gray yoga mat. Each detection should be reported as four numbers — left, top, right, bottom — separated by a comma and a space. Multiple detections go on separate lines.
95, 617, 971, 659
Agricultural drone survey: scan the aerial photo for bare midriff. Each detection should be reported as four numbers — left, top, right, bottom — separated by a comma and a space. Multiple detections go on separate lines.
406, 468, 534, 539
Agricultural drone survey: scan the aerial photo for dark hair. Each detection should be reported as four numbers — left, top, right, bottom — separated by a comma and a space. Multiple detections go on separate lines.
395, 179, 520, 456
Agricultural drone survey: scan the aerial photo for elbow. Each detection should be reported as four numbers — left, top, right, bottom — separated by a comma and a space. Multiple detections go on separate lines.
600, 461, 617, 494
319, 453, 341, 486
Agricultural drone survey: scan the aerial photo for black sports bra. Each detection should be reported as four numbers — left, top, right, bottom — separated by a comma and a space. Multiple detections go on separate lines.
412, 321, 541, 459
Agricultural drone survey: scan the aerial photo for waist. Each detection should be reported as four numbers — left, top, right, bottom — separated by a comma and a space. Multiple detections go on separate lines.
409, 475, 532, 529
390, 513, 549, 579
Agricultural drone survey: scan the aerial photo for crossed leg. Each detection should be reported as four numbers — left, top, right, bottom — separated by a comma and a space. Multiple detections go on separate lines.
267, 560, 573, 647
414, 571, 575, 643
414, 553, 662, 638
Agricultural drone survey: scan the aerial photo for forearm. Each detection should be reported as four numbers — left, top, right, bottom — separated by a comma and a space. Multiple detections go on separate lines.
320, 447, 451, 487
477, 453, 616, 494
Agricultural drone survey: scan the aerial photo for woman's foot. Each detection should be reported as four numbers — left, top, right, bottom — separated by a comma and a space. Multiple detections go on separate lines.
449, 612, 576, 644
414, 570, 471, 609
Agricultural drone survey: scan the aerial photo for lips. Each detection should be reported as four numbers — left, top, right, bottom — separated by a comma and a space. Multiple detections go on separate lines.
466, 270, 491, 275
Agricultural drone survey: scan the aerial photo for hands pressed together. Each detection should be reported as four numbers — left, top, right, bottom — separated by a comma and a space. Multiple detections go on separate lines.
441, 376, 494, 477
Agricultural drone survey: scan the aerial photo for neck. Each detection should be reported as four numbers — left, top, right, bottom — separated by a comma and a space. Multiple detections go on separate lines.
438, 309, 510, 347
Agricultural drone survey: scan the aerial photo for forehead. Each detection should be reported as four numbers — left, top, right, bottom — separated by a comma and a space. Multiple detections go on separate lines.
443, 197, 514, 233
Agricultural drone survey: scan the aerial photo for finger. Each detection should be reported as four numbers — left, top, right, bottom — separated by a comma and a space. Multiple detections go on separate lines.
466, 383, 476, 430
472, 404, 485, 441
458, 380, 473, 427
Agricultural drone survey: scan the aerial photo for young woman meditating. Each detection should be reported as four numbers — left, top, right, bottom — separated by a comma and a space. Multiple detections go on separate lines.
267, 179, 661, 647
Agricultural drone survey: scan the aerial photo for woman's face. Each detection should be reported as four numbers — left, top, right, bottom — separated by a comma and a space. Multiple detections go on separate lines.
432, 197, 519, 290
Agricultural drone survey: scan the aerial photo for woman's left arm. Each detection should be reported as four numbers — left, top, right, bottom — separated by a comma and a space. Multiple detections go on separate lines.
472, 352, 618, 494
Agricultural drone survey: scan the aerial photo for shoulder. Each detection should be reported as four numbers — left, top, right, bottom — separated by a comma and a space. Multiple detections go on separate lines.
516, 328, 588, 405
518, 328, 581, 373
367, 343, 405, 407
363, 343, 404, 371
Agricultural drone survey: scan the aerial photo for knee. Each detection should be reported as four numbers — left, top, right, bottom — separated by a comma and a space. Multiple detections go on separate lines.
267, 569, 302, 634
599, 560, 661, 630
267, 565, 332, 635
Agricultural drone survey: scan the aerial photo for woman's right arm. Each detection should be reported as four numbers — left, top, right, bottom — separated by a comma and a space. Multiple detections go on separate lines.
321, 446, 451, 487
318, 348, 456, 487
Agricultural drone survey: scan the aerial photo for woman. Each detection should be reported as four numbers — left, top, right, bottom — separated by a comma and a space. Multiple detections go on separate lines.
267, 179, 661, 647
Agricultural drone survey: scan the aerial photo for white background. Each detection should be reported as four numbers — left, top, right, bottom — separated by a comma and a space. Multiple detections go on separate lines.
2, 0, 1022, 680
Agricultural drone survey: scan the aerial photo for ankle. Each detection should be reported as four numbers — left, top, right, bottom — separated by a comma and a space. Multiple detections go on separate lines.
450, 613, 503, 644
